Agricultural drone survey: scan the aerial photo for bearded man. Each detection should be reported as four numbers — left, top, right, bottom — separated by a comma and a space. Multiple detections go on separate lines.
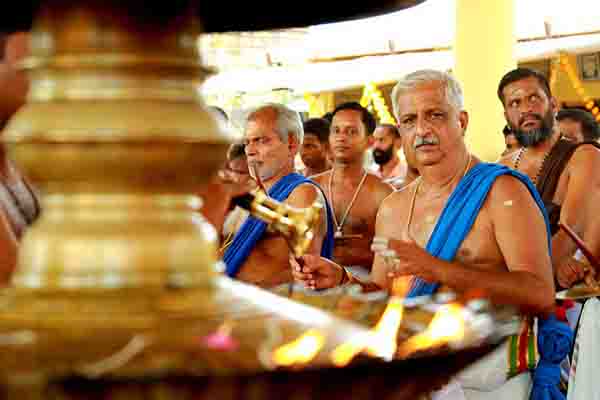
369, 124, 407, 189
497, 68, 600, 290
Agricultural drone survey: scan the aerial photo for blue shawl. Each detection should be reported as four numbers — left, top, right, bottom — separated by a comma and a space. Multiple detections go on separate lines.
223, 172, 334, 278
406, 162, 550, 297
403, 162, 572, 400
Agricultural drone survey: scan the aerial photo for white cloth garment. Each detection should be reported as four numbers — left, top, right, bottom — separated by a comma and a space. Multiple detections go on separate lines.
567, 297, 600, 400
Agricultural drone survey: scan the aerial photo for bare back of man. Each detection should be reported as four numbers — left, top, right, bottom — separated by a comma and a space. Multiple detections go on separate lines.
312, 171, 391, 270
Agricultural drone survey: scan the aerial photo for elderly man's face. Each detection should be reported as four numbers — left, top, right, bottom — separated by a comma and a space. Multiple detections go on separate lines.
396, 81, 467, 167
244, 107, 294, 182
558, 118, 585, 143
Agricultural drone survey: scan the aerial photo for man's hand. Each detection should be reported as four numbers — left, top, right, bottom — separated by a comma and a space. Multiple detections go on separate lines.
198, 171, 256, 232
371, 237, 438, 282
289, 254, 344, 290
556, 256, 599, 290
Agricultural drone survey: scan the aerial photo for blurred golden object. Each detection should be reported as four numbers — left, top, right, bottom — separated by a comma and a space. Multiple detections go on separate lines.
4, 1, 233, 289
234, 189, 323, 257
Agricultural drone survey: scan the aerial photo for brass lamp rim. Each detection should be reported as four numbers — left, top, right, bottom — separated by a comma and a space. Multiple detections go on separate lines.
41, 194, 203, 209
3, 135, 232, 144
18, 54, 214, 73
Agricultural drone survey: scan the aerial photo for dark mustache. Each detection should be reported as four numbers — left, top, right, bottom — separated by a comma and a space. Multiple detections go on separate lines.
519, 113, 542, 125
414, 136, 440, 149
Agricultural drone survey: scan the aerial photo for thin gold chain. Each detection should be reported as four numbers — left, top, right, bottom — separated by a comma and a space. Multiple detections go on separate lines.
328, 168, 368, 236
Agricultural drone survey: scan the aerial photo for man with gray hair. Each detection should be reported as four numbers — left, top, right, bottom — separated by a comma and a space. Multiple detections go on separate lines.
222, 103, 334, 288
291, 70, 558, 398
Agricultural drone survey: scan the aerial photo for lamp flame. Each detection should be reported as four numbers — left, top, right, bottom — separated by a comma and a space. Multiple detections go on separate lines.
272, 329, 326, 367
398, 303, 466, 358
331, 297, 404, 367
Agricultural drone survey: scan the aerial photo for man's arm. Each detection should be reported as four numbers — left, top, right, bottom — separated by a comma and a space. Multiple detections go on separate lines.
371, 191, 404, 289
386, 176, 555, 314
552, 145, 600, 286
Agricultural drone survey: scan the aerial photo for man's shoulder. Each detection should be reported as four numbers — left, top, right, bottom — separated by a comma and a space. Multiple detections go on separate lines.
365, 172, 394, 194
496, 150, 518, 166
380, 179, 415, 208
570, 142, 600, 164
308, 170, 330, 184
485, 173, 538, 213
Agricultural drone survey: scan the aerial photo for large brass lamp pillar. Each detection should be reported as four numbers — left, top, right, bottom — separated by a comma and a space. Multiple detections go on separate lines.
4, 1, 232, 289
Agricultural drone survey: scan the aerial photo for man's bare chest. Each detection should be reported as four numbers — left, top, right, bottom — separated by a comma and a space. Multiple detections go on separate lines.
408, 199, 502, 267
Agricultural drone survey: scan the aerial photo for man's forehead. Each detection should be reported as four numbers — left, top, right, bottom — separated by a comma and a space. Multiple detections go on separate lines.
245, 116, 278, 137
397, 84, 448, 115
332, 109, 362, 125
374, 127, 392, 138
503, 77, 544, 99
303, 133, 320, 142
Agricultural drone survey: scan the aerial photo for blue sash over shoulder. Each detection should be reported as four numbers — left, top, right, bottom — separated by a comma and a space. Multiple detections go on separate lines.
403, 162, 572, 400
223, 172, 334, 278
405, 162, 549, 298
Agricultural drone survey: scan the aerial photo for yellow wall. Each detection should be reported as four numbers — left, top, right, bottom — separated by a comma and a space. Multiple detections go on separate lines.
454, 0, 516, 162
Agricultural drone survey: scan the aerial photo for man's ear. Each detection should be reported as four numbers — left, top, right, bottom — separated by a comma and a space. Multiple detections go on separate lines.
288, 133, 299, 154
459, 110, 469, 136
367, 136, 374, 147
550, 96, 559, 115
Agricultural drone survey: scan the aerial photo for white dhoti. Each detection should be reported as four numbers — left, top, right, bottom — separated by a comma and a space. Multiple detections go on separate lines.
433, 328, 533, 400
567, 297, 600, 400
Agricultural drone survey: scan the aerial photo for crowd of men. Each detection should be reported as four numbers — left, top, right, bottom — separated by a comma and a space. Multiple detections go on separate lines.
1, 29, 599, 400
211, 68, 600, 400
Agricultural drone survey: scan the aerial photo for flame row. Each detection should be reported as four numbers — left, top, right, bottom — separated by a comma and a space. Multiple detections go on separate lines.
271, 298, 467, 368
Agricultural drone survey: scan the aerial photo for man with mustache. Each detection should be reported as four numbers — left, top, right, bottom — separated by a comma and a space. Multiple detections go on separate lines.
221, 103, 334, 288
497, 68, 600, 290
310, 102, 393, 279
370, 124, 407, 189
291, 70, 559, 398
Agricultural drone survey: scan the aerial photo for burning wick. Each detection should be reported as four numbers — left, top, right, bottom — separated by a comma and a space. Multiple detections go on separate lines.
331, 296, 405, 367
200, 320, 238, 352
272, 329, 326, 367
396, 303, 466, 358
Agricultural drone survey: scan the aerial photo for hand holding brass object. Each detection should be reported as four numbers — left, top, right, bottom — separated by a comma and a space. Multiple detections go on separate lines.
233, 189, 323, 258
556, 222, 600, 298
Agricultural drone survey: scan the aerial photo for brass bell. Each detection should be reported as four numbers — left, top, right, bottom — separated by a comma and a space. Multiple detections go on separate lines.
233, 190, 323, 257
